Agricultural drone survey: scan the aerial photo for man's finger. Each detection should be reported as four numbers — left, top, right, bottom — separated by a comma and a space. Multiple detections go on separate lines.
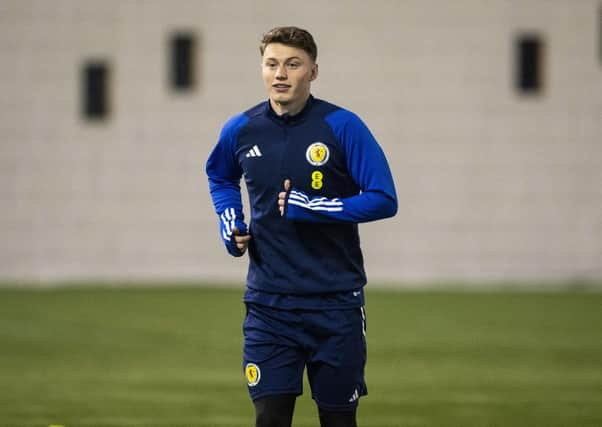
232, 226, 249, 236
234, 234, 251, 243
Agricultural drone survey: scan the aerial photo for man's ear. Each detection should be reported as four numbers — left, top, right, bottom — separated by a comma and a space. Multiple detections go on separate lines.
310, 63, 319, 81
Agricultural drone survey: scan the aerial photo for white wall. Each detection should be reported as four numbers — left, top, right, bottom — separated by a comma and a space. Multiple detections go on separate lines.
1, 0, 601, 285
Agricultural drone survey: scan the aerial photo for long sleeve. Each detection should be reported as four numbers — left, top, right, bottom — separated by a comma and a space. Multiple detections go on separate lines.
205, 113, 249, 256
285, 109, 397, 223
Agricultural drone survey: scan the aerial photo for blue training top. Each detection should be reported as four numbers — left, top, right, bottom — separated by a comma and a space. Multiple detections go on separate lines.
206, 96, 397, 310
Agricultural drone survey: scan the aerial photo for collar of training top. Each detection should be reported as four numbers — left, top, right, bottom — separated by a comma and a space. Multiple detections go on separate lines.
266, 95, 315, 125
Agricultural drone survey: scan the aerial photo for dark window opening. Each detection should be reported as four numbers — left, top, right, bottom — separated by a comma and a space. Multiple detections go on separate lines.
515, 34, 544, 94
82, 61, 110, 120
170, 32, 197, 91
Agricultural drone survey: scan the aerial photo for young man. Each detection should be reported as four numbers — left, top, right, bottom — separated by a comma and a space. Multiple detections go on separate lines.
206, 27, 397, 427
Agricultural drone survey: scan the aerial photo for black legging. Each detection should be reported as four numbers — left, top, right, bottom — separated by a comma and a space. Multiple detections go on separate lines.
254, 394, 358, 427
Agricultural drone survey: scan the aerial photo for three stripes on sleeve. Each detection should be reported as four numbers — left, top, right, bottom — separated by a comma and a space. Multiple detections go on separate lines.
288, 190, 343, 212
220, 208, 238, 241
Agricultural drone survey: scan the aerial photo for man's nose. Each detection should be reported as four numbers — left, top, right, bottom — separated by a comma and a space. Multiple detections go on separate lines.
275, 65, 287, 80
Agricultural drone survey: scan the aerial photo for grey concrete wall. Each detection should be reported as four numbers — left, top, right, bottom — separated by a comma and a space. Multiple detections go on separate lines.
1, 0, 601, 285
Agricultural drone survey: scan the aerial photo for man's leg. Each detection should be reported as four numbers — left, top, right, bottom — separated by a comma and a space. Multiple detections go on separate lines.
305, 307, 367, 424
254, 394, 297, 427
244, 304, 306, 426
318, 407, 358, 427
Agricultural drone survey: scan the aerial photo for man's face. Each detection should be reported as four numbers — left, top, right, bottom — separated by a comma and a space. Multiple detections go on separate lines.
261, 43, 317, 110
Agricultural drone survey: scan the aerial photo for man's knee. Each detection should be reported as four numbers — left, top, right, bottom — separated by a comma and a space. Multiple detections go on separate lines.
318, 407, 358, 427
254, 394, 296, 427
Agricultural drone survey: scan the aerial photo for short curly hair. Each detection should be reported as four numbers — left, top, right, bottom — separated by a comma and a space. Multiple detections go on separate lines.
260, 26, 317, 62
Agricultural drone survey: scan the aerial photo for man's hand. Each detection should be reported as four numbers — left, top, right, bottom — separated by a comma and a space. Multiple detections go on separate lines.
232, 226, 251, 254
278, 179, 291, 216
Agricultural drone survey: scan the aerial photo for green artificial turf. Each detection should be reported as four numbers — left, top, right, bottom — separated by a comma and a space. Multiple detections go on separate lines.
0, 286, 601, 426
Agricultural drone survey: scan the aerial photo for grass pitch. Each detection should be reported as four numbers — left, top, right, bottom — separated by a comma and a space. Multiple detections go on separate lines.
1, 286, 601, 427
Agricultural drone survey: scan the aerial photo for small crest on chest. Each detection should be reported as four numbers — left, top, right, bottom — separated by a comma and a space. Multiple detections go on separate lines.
306, 142, 330, 166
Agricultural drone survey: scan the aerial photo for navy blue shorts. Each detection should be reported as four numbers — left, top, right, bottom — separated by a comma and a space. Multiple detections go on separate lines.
242, 302, 367, 411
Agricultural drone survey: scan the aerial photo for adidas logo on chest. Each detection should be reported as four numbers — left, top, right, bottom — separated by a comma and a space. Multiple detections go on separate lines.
245, 145, 262, 158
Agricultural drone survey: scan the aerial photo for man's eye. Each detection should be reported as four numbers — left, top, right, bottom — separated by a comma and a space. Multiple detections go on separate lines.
288, 63, 300, 68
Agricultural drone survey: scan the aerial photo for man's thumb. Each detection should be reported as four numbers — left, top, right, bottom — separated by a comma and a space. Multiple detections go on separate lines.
284, 179, 291, 191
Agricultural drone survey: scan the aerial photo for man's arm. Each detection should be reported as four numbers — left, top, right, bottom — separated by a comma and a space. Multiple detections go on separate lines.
206, 113, 251, 256
280, 109, 397, 223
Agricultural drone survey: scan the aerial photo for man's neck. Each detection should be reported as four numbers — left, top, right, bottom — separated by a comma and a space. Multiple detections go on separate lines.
270, 95, 310, 117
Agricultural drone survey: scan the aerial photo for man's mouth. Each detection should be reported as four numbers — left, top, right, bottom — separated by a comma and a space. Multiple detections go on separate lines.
273, 84, 291, 92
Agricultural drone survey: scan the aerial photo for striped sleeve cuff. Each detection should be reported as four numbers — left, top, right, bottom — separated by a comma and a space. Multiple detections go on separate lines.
219, 207, 247, 257
285, 189, 344, 222
220, 207, 238, 242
